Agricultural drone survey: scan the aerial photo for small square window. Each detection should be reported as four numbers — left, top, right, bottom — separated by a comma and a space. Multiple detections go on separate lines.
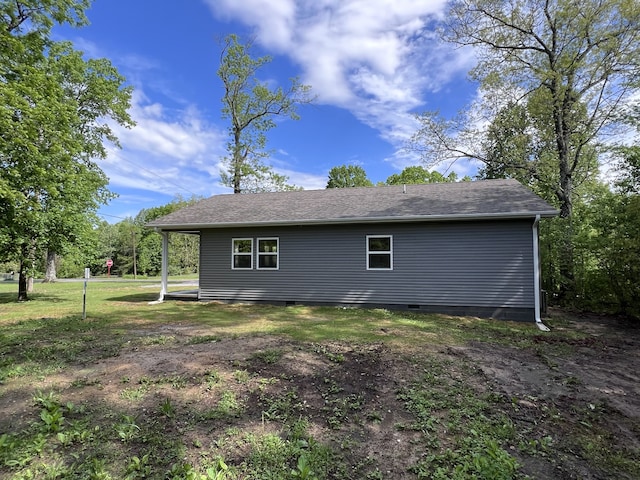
232, 238, 253, 269
367, 235, 393, 270
257, 238, 279, 270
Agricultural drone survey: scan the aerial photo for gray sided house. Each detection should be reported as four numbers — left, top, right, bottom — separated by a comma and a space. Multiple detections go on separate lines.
147, 179, 557, 324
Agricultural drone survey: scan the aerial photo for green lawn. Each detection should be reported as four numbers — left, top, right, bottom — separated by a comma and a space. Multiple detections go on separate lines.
0, 280, 547, 346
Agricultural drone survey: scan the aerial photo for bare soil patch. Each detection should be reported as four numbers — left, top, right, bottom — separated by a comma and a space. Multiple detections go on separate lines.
1, 310, 638, 479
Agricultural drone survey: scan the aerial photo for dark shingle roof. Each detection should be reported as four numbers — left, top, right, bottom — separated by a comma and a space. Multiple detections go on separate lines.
147, 179, 558, 231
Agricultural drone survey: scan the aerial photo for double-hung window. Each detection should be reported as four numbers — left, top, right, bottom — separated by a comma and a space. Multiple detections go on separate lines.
232, 238, 253, 269
257, 238, 279, 270
366, 235, 393, 270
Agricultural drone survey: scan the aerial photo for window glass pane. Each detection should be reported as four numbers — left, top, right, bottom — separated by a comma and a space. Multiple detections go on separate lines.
369, 237, 391, 251
259, 254, 278, 269
233, 239, 252, 253
259, 239, 278, 253
369, 253, 391, 269
234, 255, 251, 269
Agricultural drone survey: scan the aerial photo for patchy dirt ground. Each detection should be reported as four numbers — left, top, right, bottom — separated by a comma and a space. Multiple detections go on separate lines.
1, 310, 639, 479
452, 312, 640, 479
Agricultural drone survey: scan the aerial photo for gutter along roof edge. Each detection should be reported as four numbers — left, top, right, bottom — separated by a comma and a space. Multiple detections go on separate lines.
150, 210, 560, 231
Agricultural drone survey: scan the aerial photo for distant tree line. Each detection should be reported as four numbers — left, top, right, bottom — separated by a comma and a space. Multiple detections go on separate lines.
1, 196, 201, 279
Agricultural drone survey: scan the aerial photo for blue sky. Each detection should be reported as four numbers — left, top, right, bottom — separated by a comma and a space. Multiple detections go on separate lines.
53, 0, 480, 222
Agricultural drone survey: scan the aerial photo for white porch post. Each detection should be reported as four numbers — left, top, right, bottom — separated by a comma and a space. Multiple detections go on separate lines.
160, 231, 169, 301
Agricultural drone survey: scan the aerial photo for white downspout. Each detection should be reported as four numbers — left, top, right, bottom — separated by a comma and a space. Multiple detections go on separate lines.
150, 231, 169, 305
532, 215, 550, 331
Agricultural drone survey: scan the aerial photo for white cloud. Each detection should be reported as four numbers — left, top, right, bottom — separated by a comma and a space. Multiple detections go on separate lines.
100, 91, 229, 197
212, 0, 296, 49
280, 168, 328, 190
94, 1, 475, 199
204, 0, 473, 172
115, 93, 218, 163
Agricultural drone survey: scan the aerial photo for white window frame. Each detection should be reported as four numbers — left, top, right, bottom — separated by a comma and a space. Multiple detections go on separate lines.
366, 235, 393, 271
257, 237, 279, 270
231, 238, 253, 270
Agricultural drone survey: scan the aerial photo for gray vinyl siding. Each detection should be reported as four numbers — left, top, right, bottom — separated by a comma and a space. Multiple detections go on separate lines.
198, 220, 535, 318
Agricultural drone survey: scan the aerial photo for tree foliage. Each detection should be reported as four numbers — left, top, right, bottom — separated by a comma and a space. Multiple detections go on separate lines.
614, 146, 640, 195
551, 151, 640, 317
0, 0, 134, 300
582, 190, 640, 315
218, 34, 313, 193
325, 165, 471, 189
131, 197, 201, 276
385, 166, 466, 185
326, 165, 373, 188
0, 196, 201, 280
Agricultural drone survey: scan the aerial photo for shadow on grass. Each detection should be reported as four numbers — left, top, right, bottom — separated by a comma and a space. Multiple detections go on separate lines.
0, 292, 15, 304
0, 292, 67, 304
105, 292, 159, 303
0, 315, 127, 382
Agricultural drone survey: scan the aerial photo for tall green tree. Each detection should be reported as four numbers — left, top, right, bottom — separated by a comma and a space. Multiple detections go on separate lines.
218, 34, 313, 193
41, 44, 133, 282
477, 94, 600, 301
0, 1, 133, 300
326, 165, 373, 188
409, 0, 640, 299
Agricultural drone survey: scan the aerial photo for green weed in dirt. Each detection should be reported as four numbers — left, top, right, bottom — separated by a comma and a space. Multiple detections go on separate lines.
397, 358, 519, 479
249, 348, 284, 364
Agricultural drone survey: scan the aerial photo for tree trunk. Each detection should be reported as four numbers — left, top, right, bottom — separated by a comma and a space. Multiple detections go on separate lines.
556, 173, 574, 302
557, 218, 574, 303
18, 260, 28, 301
232, 127, 243, 193
18, 242, 37, 300
43, 250, 57, 283
552, 81, 575, 303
